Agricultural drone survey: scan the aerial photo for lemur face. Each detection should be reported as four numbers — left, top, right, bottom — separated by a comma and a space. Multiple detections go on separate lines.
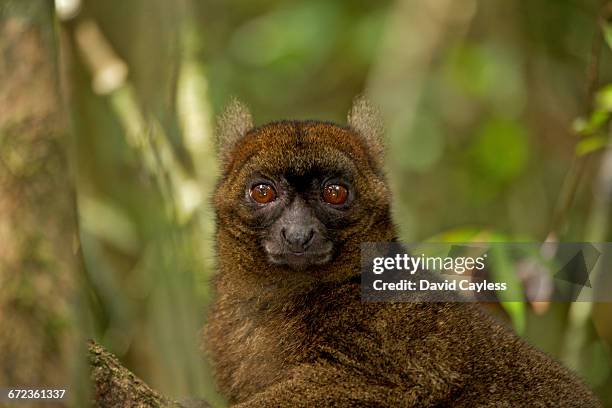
244, 162, 353, 270
215, 120, 390, 271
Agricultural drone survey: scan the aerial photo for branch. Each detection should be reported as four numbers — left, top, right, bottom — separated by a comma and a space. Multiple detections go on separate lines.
88, 340, 210, 408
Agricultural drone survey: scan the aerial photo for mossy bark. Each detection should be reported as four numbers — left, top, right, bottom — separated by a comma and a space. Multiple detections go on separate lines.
88, 340, 190, 408
0, 1, 80, 403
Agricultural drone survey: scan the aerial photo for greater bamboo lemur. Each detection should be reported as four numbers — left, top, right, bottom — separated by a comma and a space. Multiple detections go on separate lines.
205, 98, 600, 407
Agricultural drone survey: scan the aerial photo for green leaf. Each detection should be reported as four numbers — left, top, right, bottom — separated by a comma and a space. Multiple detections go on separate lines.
596, 84, 612, 112
603, 21, 612, 51
573, 109, 609, 136
488, 246, 526, 334
425, 228, 483, 243
575, 135, 609, 156
500, 301, 527, 335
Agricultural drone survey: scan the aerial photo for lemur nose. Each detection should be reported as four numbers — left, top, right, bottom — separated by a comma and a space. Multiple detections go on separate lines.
281, 227, 315, 251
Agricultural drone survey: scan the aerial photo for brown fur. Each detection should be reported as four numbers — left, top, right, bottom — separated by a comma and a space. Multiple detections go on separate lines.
205, 102, 601, 407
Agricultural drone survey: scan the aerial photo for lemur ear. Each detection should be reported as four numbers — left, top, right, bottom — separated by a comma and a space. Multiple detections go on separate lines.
347, 96, 385, 165
217, 98, 254, 163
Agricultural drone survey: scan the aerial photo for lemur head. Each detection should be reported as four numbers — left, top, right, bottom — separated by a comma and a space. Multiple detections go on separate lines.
214, 97, 392, 272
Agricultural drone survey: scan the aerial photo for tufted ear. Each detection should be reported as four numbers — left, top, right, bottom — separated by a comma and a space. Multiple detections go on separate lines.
216, 98, 254, 163
347, 95, 385, 165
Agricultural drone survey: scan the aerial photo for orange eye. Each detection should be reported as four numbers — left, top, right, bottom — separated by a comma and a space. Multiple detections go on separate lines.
250, 183, 276, 204
323, 184, 349, 206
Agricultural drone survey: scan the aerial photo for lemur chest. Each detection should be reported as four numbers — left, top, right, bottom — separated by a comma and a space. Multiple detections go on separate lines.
209, 303, 310, 402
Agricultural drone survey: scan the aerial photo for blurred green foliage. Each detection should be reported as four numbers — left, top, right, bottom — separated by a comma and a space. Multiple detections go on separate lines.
56, 0, 612, 405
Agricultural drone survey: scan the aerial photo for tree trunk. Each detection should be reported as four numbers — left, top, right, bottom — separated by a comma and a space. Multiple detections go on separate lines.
0, 0, 80, 404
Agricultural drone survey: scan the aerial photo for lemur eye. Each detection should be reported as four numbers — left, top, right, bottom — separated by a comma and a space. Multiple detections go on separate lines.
322, 184, 349, 206
250, 183, 276, 204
